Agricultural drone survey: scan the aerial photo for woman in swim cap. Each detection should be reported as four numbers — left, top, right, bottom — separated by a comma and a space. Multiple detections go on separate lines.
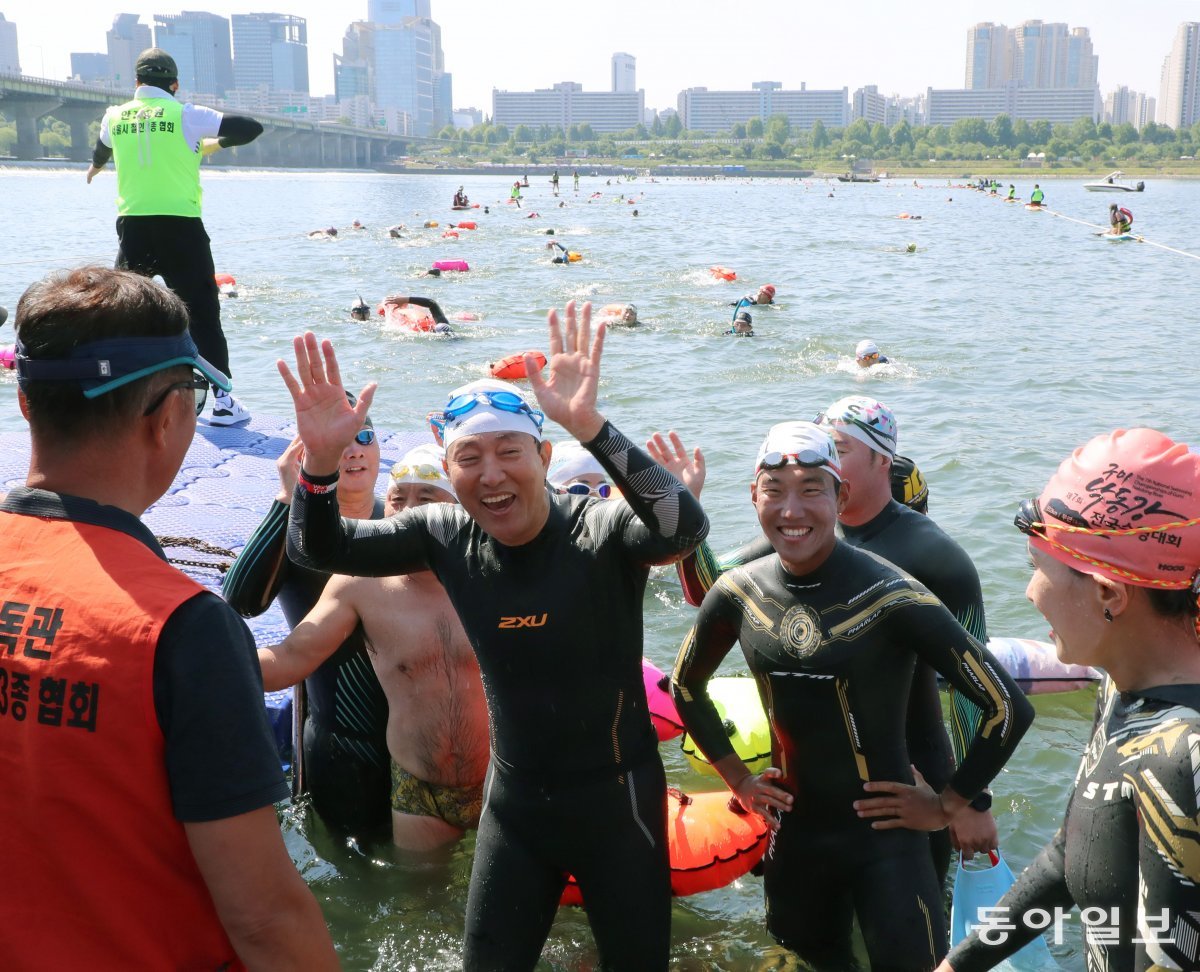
943, 428, 1200, 971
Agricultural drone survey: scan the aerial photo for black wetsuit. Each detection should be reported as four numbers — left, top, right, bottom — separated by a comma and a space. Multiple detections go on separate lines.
949, 679, 1200, 972
288, 421, 708, 972
222, 496, 390, 838
678, 500, 990, 884
672, 542, 1032, 971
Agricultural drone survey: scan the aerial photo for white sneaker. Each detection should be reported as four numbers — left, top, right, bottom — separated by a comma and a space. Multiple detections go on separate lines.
209, 392, 251, 426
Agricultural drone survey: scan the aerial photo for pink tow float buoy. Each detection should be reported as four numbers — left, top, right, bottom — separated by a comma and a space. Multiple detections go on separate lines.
643, 658, 683, 741
0, 345, 15, 370
432, 260, 470, 272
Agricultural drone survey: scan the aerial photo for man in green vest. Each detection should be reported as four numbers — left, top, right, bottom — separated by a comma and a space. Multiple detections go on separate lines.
86, 48, 263, 426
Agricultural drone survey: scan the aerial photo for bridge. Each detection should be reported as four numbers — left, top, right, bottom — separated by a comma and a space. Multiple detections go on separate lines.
0, 73, 414, 167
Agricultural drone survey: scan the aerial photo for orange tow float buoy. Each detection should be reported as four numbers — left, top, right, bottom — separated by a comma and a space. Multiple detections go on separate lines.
214, 273, 236, 287
457, 221, 477, 230
560, 788, 768, 905
488, 351, 547, 380
709, 266, 737, 281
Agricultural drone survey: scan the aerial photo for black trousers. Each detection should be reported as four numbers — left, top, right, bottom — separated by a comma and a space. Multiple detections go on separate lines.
115, 215, 231, 378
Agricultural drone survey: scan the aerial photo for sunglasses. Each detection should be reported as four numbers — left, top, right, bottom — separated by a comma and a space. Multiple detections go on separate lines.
391, 462, 444, 482
143, 371, 208, 417
354, 428, 376, 446
758, 449, 837, 473
564, 482, 613, 498
434, 390, 545, 435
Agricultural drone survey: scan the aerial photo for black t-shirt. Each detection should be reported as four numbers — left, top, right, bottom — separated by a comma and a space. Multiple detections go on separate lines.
2, 488, 288, 823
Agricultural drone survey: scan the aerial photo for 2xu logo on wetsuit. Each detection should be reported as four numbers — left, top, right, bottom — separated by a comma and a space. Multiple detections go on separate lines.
498, 614, 549, 629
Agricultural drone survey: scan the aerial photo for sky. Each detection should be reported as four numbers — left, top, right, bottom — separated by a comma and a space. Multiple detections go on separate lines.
4, 1, 1194, 112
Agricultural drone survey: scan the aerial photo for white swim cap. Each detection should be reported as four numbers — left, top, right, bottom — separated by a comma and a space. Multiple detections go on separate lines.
390, 443, 456, 499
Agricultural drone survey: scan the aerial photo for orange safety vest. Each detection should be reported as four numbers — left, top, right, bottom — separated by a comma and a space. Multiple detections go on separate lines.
0, 509, 245, 970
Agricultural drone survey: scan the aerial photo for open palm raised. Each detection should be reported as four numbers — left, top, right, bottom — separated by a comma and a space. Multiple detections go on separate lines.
525, 300, 607, 443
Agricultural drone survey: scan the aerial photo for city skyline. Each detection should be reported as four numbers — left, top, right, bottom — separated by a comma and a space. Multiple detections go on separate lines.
2, 1, 1194, 119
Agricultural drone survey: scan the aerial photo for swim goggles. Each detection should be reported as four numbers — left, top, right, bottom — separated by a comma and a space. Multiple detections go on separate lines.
433, 390, 545, 434
564, 482, 613, 498
757, 449, 839, 475
353, 428, 376, 446
391, 462, 444, 482
143, 371, 209, 417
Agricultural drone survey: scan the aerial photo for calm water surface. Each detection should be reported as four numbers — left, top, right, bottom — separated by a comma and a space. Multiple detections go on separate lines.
2, 166, 1198, 970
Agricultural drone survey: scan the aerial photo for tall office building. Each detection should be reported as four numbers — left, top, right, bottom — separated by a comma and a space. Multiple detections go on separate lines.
612, 53, 635, 93
154, 11, 234, 97
232, 13, 309, 94
0, 13, 20, 74
1158, 22, 1200, 128
107, 14, 152, 87
965, 21, 1096, 89
71, 53, 112, 83
334, 4, 451, 135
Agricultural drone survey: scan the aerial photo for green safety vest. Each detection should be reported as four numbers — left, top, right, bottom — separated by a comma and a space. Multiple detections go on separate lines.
105, 97, 202, 217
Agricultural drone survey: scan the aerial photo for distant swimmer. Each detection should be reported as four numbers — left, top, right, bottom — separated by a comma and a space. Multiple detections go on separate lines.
632, 209, 639, 216
597, 303, 639, 327
388, 225, 404, 238
549, 241, 577, 264
350, 295, 371, 321
733, 284, 775, 307
855, 339, 889, 367
308, 227, 337, 240
1029, 184, 1045, 207
1109, 203, 1133, 235
351, 219, 366, 230
726, 310, 754, 337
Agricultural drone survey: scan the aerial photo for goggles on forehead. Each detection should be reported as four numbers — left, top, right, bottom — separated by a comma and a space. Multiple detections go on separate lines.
757, 449, 839, 476
564, 482, 613, 498
433, 390, 545, 434
391, 462, 445, 482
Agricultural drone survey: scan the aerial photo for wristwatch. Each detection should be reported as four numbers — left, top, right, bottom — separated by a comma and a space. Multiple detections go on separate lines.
968, 790, 993, 813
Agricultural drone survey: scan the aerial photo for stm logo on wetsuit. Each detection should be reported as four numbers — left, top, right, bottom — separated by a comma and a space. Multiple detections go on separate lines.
498, 614, 549, 629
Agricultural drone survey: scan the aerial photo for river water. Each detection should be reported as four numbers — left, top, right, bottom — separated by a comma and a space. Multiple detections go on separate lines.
2, 167, 1198, 970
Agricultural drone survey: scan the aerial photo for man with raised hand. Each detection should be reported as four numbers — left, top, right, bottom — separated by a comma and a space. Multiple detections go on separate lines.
280, 301, 709, 971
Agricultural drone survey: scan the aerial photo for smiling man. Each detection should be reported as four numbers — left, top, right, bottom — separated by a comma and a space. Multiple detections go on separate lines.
670, 420, 1032, 972
280, 302, 708, 971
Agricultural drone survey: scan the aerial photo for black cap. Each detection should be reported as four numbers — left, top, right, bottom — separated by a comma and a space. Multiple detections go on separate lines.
135, 48, 178, 83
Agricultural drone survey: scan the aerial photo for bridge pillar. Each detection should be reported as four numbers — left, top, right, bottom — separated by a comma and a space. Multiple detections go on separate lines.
8, 95, 62, 160
55, 104, 104, 162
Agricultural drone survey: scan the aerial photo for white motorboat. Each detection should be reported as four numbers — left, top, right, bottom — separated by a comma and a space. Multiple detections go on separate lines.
1084, 170, 1145, 192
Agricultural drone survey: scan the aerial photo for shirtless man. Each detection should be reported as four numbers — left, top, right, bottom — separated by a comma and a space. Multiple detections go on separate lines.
257, 443, 488, 851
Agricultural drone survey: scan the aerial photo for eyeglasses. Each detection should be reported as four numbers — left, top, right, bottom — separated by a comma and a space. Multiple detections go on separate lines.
391, 462, 444, 482
353, 428, 376, 447
435, 390, 545, 432
143, 371, 208, 417
564, 482, 613, 498
758, 449, 837, 473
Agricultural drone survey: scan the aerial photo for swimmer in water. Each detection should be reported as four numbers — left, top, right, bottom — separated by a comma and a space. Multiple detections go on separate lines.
387, 225, 404, 238
855, 339, 889, 368
350, 295, 370, 321
351, 219, 365, 230
308, 227, 337, 240
726, 310, 754, 336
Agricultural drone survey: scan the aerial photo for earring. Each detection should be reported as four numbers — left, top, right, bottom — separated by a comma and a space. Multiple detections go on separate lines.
1104, 608, 1114, 622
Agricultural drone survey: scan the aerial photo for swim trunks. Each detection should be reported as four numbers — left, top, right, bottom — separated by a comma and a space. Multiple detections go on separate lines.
390, 760, 483, 830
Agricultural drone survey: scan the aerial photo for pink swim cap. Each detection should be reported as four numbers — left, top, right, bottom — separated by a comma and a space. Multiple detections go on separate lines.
1019, 428, 1200, 590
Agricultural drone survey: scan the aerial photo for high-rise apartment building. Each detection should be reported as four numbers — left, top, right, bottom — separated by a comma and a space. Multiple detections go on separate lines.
927, 83, 1098, 126
232, 13, 309, 94
678, 81, 848, 133
852, 85, 887, 124
612, 53, 635, 93
334, 4, 451, 135
1105, 86, 1156, 128
493, 81, 644, 133
1158, 22, 1200, 128
107, 14, 152, 87
154, 11, 234, 97
0, 13, 21, 74
966, 21, 1096, 89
